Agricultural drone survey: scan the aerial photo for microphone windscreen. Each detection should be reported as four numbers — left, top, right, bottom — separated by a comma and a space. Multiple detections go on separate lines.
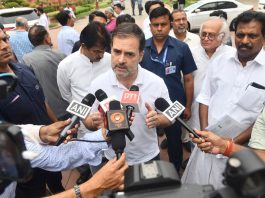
109, 100, 121, 110
95, 89, 108, 102
155, 98, 170, 112
129, 85, 139, 91
81, 93, 96, 106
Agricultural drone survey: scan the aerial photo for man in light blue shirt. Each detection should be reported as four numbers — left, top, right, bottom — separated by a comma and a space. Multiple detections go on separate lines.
9, 17, 33, 62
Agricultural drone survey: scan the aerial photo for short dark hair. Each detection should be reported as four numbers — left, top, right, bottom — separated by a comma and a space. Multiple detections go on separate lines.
28, 25, 48, 46
56, 10, 71, 26
89, 11, 107, 23
112, 23, 145, 52
145, 0, 164, 15
36, 7, 44, 14
234, 11, 265, 37
210, 10, 227, 20
80, 22, 110, 49
149, 7, 172, 22
114, 3, 122, 10
116, 14, 135, 26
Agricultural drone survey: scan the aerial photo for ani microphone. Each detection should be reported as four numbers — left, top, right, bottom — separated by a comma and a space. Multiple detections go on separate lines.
55, 93, 96, 146
155, 97, 201, 139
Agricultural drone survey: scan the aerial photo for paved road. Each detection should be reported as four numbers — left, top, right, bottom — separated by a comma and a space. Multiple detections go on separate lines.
49, 0, 154, 49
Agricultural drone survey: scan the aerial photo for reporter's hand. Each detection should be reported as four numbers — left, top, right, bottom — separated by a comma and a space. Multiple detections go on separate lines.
84, 111, 104, 130
39, 119, 79, 144
190, 129, 227, 155
89, 153, 128, 191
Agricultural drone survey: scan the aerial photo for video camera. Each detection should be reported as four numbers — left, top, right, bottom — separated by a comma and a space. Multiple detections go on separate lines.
101, 149, 265, 198
0, 73, 32, 194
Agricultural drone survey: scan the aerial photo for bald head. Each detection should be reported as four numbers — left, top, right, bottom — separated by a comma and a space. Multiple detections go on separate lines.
15, 17, 29, 30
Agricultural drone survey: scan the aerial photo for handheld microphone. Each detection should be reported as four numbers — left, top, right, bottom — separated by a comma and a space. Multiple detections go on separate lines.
155, 98, 201, 139
55, 93, 96, 146
121, 85, 140, 114
95, 89, 116, 113
106, 100, 129, 159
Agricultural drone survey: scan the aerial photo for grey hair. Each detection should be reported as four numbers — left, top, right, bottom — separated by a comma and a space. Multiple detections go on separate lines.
199, 17, 230, 44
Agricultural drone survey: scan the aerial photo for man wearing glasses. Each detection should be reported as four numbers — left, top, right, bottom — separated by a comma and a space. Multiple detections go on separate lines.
140, 7, 197, 172
186, 18, 234, 140
182, 11, 265, 189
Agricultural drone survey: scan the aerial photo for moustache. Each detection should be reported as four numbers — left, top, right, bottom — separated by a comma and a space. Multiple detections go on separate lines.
238, 44, 252, 50
0, 50, 12, 56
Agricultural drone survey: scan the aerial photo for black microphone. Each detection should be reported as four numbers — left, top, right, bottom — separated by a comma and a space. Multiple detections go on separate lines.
106, 100, 129, 159
155, 98, 201, 139
55, 93, 96, 146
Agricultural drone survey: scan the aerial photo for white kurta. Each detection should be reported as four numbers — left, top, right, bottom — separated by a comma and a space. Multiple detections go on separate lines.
182, 49, 265, 189
187, 44, 235, 130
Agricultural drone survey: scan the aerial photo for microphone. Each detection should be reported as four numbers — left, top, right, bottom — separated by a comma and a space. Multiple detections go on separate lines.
121, 85, 140, 114
55, 93, 96, 146
155, 98, 201, 139
95, 89, 116, 113
106, 100, 129, 159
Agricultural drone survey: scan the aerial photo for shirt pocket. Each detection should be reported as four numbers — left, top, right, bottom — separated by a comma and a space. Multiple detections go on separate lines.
235, 85, 265, 113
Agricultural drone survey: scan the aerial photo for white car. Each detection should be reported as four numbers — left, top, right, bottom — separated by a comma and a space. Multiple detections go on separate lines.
184, 0, 253, 32
0, 7, 39, 32
258, 0, 265, 11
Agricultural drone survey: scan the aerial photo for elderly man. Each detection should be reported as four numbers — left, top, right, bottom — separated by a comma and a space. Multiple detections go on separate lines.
169, 9, 200, 50
9, 17, 33, 62
182, 11, 265, 189
84, 23, 172, 166
22, 25, 69, 120
187, 18, 234, 133
140, 7, 197, 171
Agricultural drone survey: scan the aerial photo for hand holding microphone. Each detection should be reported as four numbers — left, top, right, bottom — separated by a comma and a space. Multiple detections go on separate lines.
155, 97, 201, 139
55, 93, 96, 146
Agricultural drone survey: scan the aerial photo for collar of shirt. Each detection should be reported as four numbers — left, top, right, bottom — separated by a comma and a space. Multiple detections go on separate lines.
230, 48, 265, 67
146, 36, 175, 52
33, 44, 52, 51
109, 65, 144, 89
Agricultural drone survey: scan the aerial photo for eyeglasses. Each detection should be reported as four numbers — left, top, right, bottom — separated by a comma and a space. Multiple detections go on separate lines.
200, 32, 224, 41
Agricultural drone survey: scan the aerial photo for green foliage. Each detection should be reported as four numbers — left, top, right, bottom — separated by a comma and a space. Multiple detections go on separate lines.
75, 5, 91, 15
4, 2, 19, 8
44, 6, 57, 13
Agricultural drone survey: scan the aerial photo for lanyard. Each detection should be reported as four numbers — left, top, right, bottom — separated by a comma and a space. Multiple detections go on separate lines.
150, 47, 168, 66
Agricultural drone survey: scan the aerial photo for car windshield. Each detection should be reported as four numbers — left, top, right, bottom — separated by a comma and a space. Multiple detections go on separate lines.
184, 1, 204, 12
0, 10, 38, 24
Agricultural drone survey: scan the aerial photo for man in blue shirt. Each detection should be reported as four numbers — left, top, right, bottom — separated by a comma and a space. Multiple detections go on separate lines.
140, 7, 197, 171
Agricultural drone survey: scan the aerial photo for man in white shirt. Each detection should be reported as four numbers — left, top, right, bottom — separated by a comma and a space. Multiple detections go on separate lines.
84, 23, 172, 166
36, 7, 49, 30
182, 11, 265, 189
187, 18, 234, 133
56, 10, 79, 55
169, 9, 200, 50
113, 3, 125, 16
57, 22, 111, 136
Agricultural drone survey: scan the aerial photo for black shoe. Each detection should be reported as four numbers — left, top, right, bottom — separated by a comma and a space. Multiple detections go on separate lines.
160, 139, 168, 149
76, 173, 91, 185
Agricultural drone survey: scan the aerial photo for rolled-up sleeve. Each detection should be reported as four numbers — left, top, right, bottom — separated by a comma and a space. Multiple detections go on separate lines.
27, 130, 108, 171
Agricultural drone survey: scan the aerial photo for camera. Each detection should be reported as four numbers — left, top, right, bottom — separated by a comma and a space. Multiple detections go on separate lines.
101, 149, 265, 198
0, 74, 32, 194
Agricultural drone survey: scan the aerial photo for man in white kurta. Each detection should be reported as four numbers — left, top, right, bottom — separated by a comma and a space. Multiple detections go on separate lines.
187, 18, 235, 131
182, 11, 265, 189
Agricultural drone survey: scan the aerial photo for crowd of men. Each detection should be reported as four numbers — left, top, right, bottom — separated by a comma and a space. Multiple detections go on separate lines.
0, 0, 265, 197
